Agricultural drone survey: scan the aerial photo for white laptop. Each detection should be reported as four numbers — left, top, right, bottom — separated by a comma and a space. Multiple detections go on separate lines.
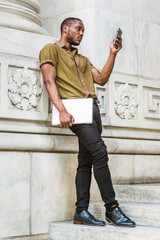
52, 98, 93, 126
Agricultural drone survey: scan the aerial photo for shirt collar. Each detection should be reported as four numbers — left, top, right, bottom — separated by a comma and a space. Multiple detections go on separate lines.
55, 41, 78, 54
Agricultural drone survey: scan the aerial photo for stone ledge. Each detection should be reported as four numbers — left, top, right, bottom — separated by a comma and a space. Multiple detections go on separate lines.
89, 201, 160, 228
49, 221, 160, 240
1, 132, 160, 154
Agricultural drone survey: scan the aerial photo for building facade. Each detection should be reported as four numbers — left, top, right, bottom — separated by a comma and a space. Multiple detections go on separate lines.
0, 0, 160, 239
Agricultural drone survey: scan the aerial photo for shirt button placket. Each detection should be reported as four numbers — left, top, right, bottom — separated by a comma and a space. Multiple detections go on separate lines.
81, 79, 84, 86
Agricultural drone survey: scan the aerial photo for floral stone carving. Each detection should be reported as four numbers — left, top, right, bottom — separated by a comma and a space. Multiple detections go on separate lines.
8, 67, 42, 110
114, 83, 138, 119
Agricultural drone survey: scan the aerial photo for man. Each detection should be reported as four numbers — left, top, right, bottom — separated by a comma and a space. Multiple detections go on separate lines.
39, 17, 135, 227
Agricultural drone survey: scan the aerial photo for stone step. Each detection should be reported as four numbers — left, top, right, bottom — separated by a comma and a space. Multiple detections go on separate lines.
49, 221, 160, 240
89, 201, 160, 228
114, 184, 160, 203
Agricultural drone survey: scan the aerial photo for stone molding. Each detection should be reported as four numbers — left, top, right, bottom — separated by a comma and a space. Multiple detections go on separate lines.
0, 0, 48, 34
1, 132, 160, 154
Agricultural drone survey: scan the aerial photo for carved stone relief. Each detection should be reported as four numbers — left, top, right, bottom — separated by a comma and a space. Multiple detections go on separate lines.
96, 86, 107, 115
144, 88, 160, 119
8, 67, 42, 111
114, 83, 138, 119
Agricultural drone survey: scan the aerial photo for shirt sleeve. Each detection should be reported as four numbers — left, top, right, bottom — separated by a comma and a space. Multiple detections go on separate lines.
39, 43, 58, 68
86, 57, 94, 69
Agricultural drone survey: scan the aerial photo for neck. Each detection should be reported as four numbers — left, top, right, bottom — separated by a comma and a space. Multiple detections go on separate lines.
59, 38, 72, 51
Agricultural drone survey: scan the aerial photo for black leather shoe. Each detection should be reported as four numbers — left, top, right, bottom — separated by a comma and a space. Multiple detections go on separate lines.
73, 210, 106, 226
105, 206, 136, 227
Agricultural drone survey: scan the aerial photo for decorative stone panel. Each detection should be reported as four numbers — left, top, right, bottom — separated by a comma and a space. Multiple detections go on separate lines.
144, 87, 160, 119
95, 85, 109, 125
96, 86, 107, 115
8, 67, 42, 111
0, 54, 48, 121
114, 83, 138, 119
104, 73, 160, 131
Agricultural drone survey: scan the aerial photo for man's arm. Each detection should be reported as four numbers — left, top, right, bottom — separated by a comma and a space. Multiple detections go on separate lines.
41, 64, 74, 128
92, 36, 122, 86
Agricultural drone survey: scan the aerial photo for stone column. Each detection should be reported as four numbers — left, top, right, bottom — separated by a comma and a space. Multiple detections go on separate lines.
0, 0, 48, 34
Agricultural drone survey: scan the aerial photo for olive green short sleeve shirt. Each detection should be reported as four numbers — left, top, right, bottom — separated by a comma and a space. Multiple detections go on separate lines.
39, 41, 97, 99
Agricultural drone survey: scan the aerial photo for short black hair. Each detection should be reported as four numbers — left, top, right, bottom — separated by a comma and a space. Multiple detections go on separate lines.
60, 17, 82, 33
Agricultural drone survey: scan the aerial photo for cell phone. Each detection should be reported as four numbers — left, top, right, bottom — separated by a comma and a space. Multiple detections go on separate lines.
113, 28, 122, 49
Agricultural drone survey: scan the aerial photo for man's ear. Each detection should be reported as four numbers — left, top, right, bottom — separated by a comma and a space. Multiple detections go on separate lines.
62, 25, 69, 33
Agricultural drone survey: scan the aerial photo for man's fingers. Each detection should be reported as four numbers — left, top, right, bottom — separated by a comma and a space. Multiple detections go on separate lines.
71, 115, 75, 124
60, 113, 74, 128
60, 120, 68, 128
117, 35, 122, 40
69, 115, 75, 127
113, 37, 122, 50
60, 122, 65, 128
65, 121, 70, 128
61, 120, 73, 128
115, 38, 122, 45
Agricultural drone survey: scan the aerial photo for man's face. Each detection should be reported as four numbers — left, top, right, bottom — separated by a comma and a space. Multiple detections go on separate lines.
66, 20, 85, 46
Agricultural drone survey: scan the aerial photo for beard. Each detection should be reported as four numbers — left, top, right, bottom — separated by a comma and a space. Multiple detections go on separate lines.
67, 35, 81, 46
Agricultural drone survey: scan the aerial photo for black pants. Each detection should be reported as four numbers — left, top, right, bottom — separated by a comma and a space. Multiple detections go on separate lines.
70, 100, 117, 213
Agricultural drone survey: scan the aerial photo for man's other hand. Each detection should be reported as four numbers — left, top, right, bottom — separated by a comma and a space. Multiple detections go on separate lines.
110, 36, 122, 54
59, 110, 74, 128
